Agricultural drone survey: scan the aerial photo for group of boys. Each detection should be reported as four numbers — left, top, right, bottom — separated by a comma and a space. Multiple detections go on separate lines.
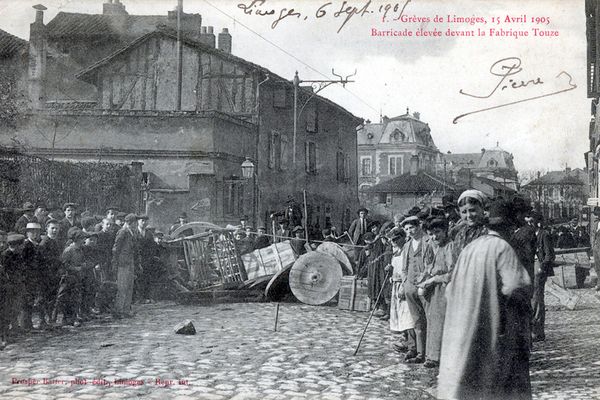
354, 190, 555, 390
0, 202, 165, 349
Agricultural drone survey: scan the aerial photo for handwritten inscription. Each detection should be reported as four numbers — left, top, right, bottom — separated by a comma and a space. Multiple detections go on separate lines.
237, 0, 411, 32
454, 57, 577, 123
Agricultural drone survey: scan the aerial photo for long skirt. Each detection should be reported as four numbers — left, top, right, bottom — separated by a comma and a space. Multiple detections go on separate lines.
424, 283, 446, 362
390, 281, 415, 333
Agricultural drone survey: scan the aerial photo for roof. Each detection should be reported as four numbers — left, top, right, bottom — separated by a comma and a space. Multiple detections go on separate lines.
363, 171, 455, 194
46, 12, 198, 39
474, 176, 516, 193
357, 113, 437, 148
444, 152, 482, 167
524, 168, 588, 186
0, 29, 27, 58
75, 27, 361, 122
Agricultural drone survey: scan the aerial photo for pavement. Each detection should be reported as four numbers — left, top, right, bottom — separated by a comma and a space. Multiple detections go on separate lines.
0, 284, 599, 400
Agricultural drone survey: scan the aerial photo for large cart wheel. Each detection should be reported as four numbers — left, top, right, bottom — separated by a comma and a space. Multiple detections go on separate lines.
288, 252, 343, 305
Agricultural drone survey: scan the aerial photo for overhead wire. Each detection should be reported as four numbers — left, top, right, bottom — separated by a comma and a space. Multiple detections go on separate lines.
201, 0, 379, 114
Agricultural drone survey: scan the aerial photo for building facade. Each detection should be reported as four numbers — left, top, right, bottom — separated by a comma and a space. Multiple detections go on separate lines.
356, 111, 441, 196
1, 2, 361, 232
443, 144, 519, 197
521, 168, 589, 223
586, 0, 600, 207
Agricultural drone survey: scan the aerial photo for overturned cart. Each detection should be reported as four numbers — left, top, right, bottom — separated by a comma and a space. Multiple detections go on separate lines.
173, 222, 355, 305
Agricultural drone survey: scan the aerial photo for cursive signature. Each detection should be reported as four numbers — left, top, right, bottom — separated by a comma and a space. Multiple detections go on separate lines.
453, 57, 577, 123
237, 0, 411, 33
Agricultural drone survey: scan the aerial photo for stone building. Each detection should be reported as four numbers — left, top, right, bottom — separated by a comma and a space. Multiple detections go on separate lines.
356, 111, 441, 195
521, 168, 589, 223
443, 144, 519, 197
586, 0, 600, 207
0, 2, 362, 232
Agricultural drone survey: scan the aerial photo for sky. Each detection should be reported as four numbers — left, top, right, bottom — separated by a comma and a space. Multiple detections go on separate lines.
0, 0, 590, 173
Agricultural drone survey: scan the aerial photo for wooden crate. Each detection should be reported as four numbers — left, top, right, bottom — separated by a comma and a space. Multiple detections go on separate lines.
338, 276, 371, 312
241, 241, 296, 280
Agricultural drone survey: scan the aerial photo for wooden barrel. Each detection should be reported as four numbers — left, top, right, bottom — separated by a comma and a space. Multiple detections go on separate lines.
316, 242, 353, 275
289, 252, 343, 305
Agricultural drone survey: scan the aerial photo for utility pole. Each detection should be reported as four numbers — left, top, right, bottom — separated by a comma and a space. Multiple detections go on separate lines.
292, 69, 356, 165
176, 0, 183, 111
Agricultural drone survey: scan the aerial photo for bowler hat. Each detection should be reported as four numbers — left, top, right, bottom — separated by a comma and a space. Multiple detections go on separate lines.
7, 233, 25, 245
137, 214, 149, 220
21, 201, 35, 212
179, 212, 188, 219
25, 222, 41, 231
124, 213, 138, 223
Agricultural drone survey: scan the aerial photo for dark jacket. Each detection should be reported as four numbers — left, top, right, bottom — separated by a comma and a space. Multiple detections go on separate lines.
112, 226, 138, 269
536, 229, 555, 277
510, 225, 537, 282
14, 214, 38, 235
38, 236, 62, 284
348, 217, 372, 245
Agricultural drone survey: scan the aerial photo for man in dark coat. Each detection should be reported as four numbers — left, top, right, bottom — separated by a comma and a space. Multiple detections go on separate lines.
21, 222, 42, 330
253, 227, 271, 250
531, 212, 555, 342
13, 202, 38, 235
56, 228, 86, 326
2, 234, 26, 335
510, 196, 537, 286
135, 215, 156, 303
38, 219, 62, 325
347, 207, 372, 260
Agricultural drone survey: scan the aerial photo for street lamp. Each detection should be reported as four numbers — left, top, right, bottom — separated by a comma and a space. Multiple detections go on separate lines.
241, 157, 258, 227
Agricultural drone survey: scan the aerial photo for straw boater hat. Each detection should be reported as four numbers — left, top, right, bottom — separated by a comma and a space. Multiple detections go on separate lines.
400, 215, 420, 226
25, 222, 42, 231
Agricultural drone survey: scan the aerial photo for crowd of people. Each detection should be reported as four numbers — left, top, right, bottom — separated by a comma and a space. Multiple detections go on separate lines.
0, 202, 173, 350
348, 190, 563, 400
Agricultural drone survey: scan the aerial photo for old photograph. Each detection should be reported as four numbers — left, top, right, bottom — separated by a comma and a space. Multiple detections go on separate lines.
0, 0, 597, 398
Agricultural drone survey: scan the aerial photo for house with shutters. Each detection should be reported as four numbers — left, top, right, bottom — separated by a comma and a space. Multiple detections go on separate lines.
356, 111, 442, 195
1, 1, 362, 231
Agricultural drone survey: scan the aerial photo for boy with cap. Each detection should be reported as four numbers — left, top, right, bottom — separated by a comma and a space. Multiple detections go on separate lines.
253, 226, 271, 250
400, 215, 429, 364
58, 203, 81, 249
113, 214, 139, 318
290, 226, 306, 257
56, 228, 87, 326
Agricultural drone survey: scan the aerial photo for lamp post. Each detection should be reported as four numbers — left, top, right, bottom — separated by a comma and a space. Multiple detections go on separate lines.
241, 157, 257, 228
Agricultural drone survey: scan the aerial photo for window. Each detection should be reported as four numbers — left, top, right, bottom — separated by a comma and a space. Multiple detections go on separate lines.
488, 159, 497, 167
361, 156, 372, 176
336, 151, 345, 182
389, 155, 402, 176
344, 152, 350, 183
280, 135, 289, 170
224, 180, 244, 216
306, 104, 318, 133
268, 131, 281, 169
273, 87, 289, 108
305, 141, 317, 174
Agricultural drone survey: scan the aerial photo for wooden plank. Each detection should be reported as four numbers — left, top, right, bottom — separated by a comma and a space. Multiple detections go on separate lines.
546, 279, 580, 310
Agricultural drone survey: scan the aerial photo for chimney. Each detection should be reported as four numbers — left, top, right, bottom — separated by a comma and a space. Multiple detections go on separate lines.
410, 155, 419, 176
566, 166, 571, 173
537, 171, 541, 179
218, 28, 232, 53
481, 148, 486, 154
200, 26, 215, 48
103, 0, 128, 15
29, 4, 48, 109
413, 111, 420, 120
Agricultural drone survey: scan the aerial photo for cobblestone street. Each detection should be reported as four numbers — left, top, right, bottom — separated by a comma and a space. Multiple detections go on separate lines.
0, 286, 599, 400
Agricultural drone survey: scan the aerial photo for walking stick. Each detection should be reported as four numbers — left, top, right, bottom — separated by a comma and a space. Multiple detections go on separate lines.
353, 269, 390, 356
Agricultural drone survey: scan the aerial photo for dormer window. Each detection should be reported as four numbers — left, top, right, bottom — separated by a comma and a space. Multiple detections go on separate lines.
488, 159, 497, 167
391, 129, 404, 142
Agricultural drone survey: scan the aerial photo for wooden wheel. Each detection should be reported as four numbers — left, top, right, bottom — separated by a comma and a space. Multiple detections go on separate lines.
316, 242, 353, 275
289, 252, 343, 305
